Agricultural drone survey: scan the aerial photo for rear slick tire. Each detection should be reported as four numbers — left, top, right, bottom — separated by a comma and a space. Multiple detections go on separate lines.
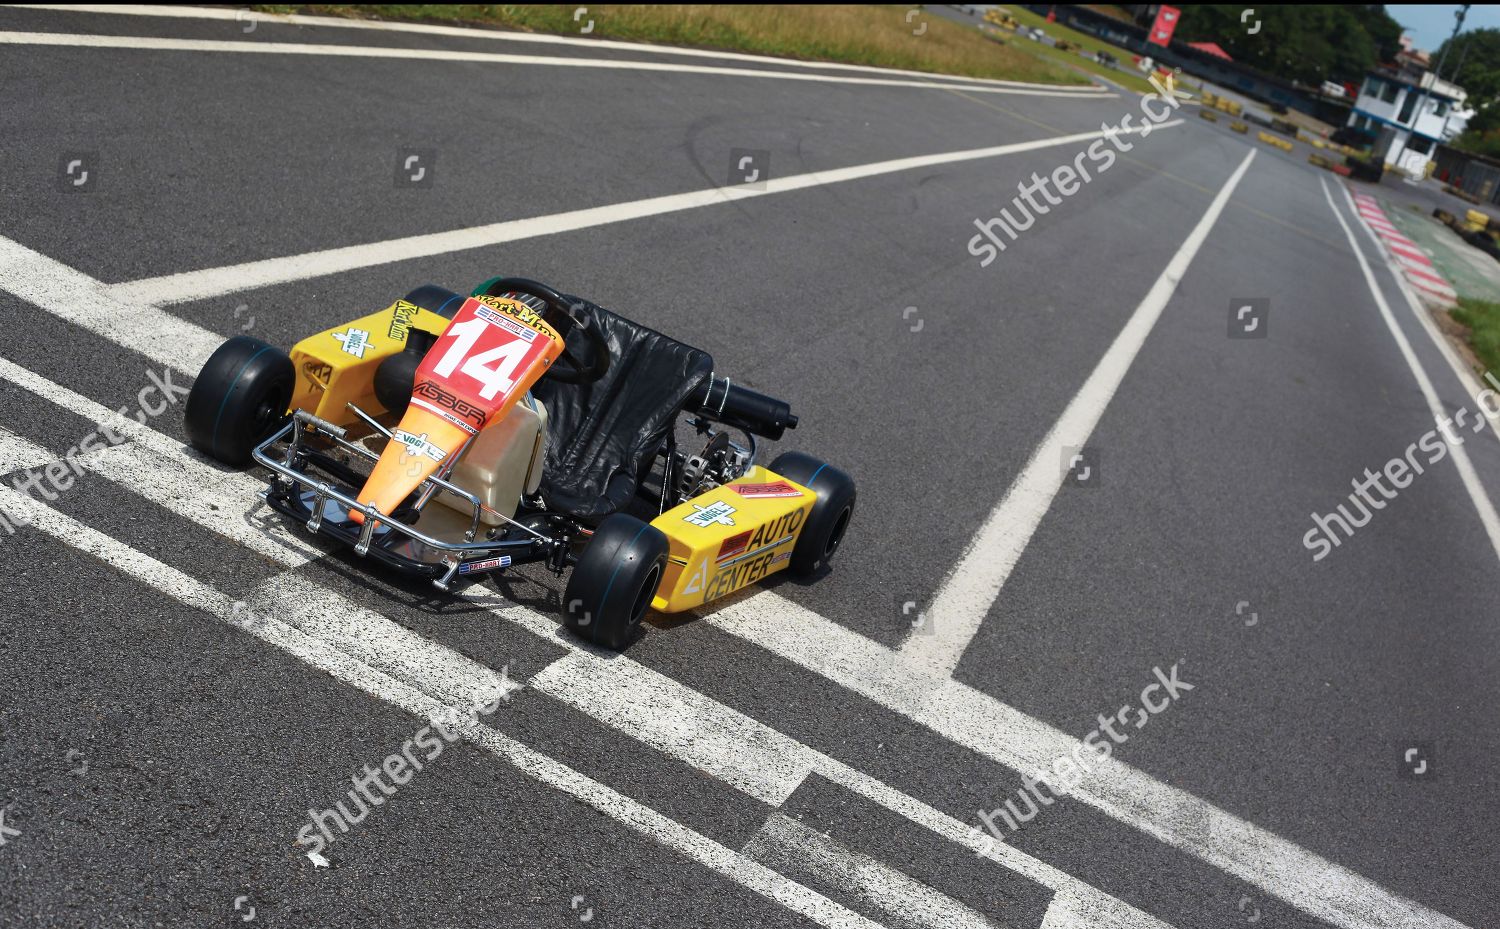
769, 451, 856, 577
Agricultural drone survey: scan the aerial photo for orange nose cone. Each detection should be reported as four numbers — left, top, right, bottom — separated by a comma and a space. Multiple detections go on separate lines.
350, 405, 472, 525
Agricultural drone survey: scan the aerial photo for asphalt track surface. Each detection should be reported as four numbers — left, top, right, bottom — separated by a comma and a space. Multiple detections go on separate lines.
1, 6, 1498, 929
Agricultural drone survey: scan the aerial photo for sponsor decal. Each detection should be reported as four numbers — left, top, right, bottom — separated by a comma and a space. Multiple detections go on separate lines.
747, 509, 805, 549
684, 500, 737, 528
475, 294, 548, 331
412, 380, 487, 433
301, 360, 333, 389
393, 429, 448, 462
717, 531, 752, 563
332, 327, 372, 359
474, 305, 539, 343
682, 558, 709, 596
388, 300, 421, 341
459, 555, 512, 575
732, 481, 803, 499
700, 545, 793, 603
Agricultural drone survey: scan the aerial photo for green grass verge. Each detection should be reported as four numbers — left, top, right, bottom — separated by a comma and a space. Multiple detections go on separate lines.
1452, 297, 1500, 379
993, 5, 1195, 97
253, 5, 1086, 85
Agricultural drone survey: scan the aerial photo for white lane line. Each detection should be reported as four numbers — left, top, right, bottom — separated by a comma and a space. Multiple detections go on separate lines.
0, 31, 1114, 101
1336, 182, 1500, 451
528, 648, 808, 806
526, 649, 1169, 929
0, 425, 87, 473
743, 813, 1000, 929
898, 148, 1258, 678
0, 354, 327, 565
0, 237, 223, 372
0, 484, 882, 929
105, 122, 1176, 308
12, 4, 1107, 92
1319, 178, 1500, 565
0, 420, 509, 713
707, 589, 1470, 929
0, 349, 1167, 929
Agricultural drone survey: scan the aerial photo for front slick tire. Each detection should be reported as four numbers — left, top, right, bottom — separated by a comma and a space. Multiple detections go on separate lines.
562, 513, 668, 651
184, 336, 294, 467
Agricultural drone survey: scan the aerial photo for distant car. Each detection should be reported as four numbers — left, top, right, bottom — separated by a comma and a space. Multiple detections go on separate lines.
1028, 27, 1044, 40
1320, 81, 1347, 99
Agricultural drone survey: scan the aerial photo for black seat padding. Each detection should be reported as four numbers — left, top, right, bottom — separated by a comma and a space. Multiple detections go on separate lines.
533, 297, 713, 522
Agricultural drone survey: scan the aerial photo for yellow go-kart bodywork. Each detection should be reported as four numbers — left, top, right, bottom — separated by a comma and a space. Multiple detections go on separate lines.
185, 278, 854, 650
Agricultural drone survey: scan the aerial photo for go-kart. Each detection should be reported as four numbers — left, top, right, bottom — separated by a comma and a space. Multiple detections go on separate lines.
184, 277, 856, 649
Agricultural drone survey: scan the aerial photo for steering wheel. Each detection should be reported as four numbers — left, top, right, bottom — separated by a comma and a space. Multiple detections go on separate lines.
475, 277, 610, 385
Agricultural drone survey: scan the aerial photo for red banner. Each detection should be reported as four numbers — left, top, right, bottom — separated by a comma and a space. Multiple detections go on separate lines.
1148, 5, 1180, 46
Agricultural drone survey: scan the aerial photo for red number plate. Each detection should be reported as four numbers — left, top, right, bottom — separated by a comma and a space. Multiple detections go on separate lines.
413, 297, 556, 435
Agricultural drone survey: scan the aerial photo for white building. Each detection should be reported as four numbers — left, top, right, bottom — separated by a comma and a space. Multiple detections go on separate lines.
1347, 69, 1471, 176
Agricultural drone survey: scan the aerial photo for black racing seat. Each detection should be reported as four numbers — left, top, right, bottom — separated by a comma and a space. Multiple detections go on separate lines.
532, 296, 714, 522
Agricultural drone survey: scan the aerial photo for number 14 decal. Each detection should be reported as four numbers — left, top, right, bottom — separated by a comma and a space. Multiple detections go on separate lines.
432, 317, 536, 401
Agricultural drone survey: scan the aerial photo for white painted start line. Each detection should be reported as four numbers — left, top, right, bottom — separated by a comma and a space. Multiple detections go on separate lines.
0, 30, 1116, 101
742, 813, 999, 929
0, 375, 1159, 929
0, 213, 1474, 929
898, 148, 1258, 677
10, 4, 1110, 93
1318, 177, 1500, 566
0, 479, 885, 929
707, 590, 1467, 929
105, 121, 1176, 309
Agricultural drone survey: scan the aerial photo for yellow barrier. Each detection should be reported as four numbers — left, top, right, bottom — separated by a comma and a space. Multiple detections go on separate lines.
1199, 108, 1219, 122
1231, 121, 1249, 134
1256, 131, 1293, 151
1465, 209, 1490, 229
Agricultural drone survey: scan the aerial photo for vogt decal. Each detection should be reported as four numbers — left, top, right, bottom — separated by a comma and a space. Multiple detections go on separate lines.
393, 430, 448, 462
684, 500, 737, 527
333, 327, 372, 359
